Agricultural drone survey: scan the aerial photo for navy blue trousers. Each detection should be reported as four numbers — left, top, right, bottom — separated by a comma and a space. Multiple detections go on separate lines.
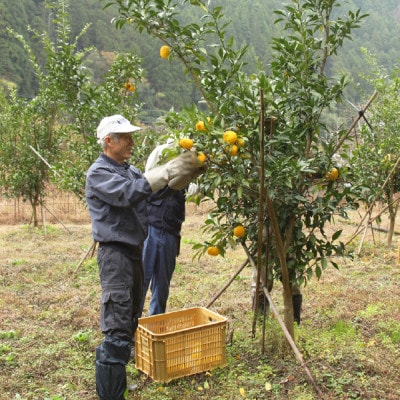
95, 243, 143, 400
140, 225, 178, 316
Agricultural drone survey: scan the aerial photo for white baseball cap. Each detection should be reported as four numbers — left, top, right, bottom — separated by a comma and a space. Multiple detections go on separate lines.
96, 114, 141, 141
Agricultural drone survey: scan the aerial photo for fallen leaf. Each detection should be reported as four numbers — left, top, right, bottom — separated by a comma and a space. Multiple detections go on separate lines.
280, 375, 295, 384
265, 382, 272, 391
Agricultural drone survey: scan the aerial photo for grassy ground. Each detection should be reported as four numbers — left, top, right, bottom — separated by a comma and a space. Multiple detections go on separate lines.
0, 206, 399, 400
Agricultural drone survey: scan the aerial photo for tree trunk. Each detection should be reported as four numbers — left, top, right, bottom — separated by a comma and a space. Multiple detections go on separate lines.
30, 194, 40, 228
31, 202, 38, 227
386, 181, 397, 246
387, 214, 395, 246
265, 196, 295, 339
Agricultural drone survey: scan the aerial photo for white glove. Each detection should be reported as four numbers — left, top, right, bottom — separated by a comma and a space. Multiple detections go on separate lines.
144, 151, 206, 192
187, 182, 198, 195
143, 165, 169, 192
167, 152, 206, 191
145, 139, 175, 172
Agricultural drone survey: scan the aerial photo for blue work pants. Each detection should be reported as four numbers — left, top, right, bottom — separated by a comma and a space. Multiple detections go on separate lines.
140, 225, 178, 316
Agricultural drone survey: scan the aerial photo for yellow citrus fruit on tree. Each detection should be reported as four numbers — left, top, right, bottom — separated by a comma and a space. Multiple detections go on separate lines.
207, 246, 220, 256
230, 144, 239, 156
123, 82, 135, 92
226, 144, 239, 156
223, 130, 238, 144
326, 167, 339, 181
233, 225, 246, 238
179, 138, 194, 150
195, 120, 206, 131
160, 45, 171, 59
237, 137, 245, 147
197, 152, 207, 163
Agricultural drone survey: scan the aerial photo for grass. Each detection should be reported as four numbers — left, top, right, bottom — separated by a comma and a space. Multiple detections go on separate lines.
0, 210, 399, 400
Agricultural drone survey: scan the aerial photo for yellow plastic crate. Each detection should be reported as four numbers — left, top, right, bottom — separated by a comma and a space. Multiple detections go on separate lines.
135, 307, 227, 382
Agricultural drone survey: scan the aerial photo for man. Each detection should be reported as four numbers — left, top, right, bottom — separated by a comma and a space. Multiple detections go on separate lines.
140, 139, 190, 317
85, 115, 205, 400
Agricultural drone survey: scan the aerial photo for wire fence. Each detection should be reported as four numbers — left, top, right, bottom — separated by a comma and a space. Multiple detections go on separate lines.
0, 187, 212, 226
0, 188, 89, 225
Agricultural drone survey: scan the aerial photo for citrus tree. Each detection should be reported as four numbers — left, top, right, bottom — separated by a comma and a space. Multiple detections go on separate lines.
102, 0, 366, 338
0, 88, 61, 227
0, 0, 145, 225
350, 49, 400, 246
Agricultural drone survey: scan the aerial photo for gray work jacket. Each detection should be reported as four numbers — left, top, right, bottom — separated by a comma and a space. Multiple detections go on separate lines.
85, 153, 154, 247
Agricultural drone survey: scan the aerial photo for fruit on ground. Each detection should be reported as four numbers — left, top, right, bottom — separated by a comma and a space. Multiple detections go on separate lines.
207, 246, 220, 256
223, 130, 238, 144
179, 138, 194, 150
326, 167, 339, 181
233, 225, 246, 238
160, 45, 171, 59
382, 154, 396, 164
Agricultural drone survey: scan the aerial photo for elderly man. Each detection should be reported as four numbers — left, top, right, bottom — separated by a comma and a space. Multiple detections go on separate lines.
85, 115, 205, 400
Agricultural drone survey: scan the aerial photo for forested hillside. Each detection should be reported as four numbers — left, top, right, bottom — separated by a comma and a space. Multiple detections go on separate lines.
1, 0, 399, 121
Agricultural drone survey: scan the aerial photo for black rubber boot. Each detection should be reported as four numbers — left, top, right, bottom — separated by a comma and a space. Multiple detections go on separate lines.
95, 336, 131, 400
292, 294, 303, 325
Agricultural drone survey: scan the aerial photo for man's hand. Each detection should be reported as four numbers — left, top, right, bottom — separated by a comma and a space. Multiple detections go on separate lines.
143, 166, 169, 192
144, 151, 206, 192
167, 152, 207, 191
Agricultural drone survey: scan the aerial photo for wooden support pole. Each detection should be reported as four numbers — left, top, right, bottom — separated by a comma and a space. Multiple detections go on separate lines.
262, 288, 323, 397
74, 241, 97, 274
333, 91, 378, 154
206, 259, 249, 308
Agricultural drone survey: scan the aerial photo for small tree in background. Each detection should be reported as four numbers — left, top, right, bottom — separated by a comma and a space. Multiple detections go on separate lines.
103, 0, 367, 338
350, 49, 400, 246
0, 89, 55, 227
0, 0, 145, 225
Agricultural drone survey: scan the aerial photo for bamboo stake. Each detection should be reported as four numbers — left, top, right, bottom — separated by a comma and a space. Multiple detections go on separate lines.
262, 288, 323, 397
243, 245, 323, 396
41, 202, 72, 234
398, 242, 400, 265
333, 91, 378, 154
252, 88, 267, 337
74, 241, 97, 274
206, 259, 249, 308
346, 154, 400, 246
29, 145, 60, 176
357, 218, 369, 256
90, 241, 98, 258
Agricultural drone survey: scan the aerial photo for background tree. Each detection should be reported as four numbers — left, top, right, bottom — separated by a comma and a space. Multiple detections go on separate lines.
0, 0, 38, 95
0, 90, 51, 227
103, 0, 367, 339
1, 0, 400, 117
0, 0, 146, 224
350, 49, 400, 246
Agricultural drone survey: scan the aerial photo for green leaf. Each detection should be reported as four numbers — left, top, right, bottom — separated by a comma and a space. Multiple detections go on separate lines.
332, 229, 342, 241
